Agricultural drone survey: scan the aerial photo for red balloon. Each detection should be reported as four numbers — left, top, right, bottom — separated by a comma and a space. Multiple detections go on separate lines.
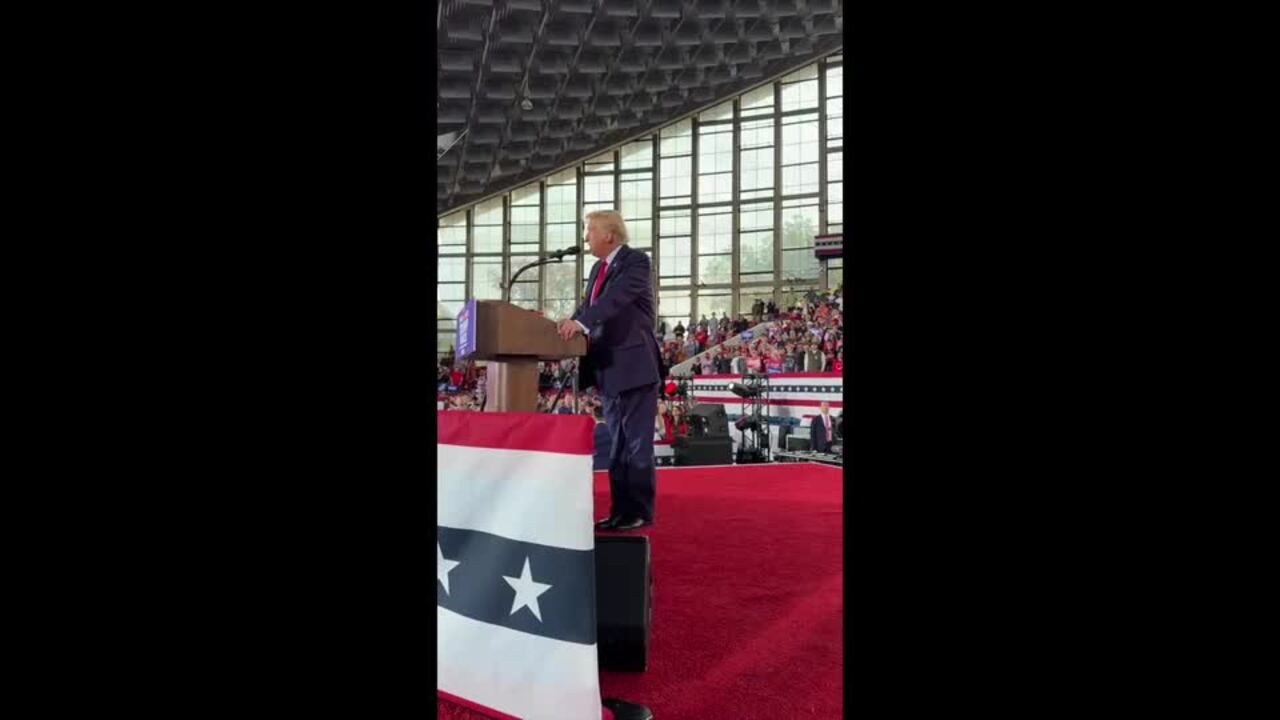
664, 382, 678, 397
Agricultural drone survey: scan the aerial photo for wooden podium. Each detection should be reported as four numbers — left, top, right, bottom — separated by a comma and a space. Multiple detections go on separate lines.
456, 300, 586, 413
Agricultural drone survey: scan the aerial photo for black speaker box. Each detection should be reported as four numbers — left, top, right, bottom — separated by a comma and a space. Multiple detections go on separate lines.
595, 535, 652, 672
689, 403, 729, 437
673, 435, 733, 465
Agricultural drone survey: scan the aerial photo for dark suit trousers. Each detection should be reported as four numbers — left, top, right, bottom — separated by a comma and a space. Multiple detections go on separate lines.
603, 382, 659, 521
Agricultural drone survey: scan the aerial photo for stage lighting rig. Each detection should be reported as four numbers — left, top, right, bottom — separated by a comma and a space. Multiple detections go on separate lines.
731, 373, 770, 464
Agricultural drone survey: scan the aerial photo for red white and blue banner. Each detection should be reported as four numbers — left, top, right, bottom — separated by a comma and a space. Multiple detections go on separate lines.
689, 373, 844, 451
437, 412, 604, 720
690, 373, 844, 424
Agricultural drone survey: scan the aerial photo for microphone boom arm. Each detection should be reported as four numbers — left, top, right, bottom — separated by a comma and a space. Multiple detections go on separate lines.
503, 256, 561, 302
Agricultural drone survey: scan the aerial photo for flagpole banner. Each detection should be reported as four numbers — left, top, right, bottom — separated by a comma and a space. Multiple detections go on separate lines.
438, 411, 602, 720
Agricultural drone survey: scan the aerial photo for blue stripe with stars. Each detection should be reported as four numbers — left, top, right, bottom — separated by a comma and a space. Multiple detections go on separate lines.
437, 525, 597, 646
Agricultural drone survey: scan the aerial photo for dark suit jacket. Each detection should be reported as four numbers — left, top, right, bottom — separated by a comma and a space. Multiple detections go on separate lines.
809, 414, 833, 453
572, 244, 662, 397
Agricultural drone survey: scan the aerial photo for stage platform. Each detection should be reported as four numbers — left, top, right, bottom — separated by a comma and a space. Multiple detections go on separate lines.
439, 462, 844, 720
774, 450, 844, 466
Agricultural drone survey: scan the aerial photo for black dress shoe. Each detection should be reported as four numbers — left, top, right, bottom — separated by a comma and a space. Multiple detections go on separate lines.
611, 517, 652, 531
595, 516, 620, 530
602, 698, 653, 720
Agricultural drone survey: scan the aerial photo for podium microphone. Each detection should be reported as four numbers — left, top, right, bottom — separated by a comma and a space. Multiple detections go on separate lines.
505, 247, 582, 301
545, 246, 581, 260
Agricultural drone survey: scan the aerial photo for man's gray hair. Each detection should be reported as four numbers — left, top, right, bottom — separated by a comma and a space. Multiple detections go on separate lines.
585, 209, 629, 244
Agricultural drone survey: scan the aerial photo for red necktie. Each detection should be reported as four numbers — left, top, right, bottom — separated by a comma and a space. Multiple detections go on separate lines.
590, 260, 608, 304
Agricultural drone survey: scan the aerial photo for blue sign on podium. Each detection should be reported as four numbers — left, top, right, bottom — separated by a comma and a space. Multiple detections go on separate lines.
456, 298, 476, 359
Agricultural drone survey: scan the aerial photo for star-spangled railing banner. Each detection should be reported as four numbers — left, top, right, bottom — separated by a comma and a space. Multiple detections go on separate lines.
437, 410, 605, 720
437, 525, 596, 645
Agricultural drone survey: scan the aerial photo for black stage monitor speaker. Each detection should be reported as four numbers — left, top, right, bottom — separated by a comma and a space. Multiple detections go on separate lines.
595, 535, 652, 672
673, 435, 733, 465
786, 436, 811, 451
689, 403, 729, 437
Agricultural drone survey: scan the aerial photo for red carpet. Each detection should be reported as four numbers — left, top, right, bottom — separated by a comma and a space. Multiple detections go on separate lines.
439, 462, 844, 719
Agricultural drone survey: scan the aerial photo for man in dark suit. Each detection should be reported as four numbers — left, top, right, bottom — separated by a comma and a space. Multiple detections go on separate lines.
558, 210, 662, 531
809, 401, 835, 453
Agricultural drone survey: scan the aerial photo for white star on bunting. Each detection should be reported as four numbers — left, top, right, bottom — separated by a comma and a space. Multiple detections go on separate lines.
437, 542, 460, 595
503, 556, 553, 622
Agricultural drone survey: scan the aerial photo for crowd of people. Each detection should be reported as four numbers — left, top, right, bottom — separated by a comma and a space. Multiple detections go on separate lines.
438, 285, 844, 411
680, 287, 844, 376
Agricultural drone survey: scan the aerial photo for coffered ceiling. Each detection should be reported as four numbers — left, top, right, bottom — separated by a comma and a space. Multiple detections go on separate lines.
437, 0, 843, 215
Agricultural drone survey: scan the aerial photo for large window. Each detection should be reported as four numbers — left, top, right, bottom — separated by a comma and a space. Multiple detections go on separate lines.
544, 168, 579, 319
472, 197, 503, 254
780, 65, 819, 112
825, 56, 844, 235
781, 112, 820, 196
740, 116, 775, 202
470, 256, 504, 301
439, 211, 466, 251
696, 208, 732, 285
826, 60, 843, 143
438, 255, 467, 354
433, 55, 846, 358
619, 140, 654, 250
509, 183, 540, 255
658, 289, 692, 331
659, 119, 692, 207
781, 200, 820, 281
697, 109, 733, 205
738, 202, 774, 282
583, 150, 616, 218
658, 209, 691, 287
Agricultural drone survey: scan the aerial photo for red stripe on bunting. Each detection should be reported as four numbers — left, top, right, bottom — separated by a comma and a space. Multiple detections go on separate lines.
691, 397, 844, 409
437, 411, 594, 455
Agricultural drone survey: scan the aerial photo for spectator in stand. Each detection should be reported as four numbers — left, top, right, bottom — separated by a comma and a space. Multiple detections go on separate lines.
805, 342, 824, 372
674, 321, 685, 341
694, 323, 708, 350
766, 299, 778, 320
698, 314, 709, 328
657, 320, 667, 339
655, 400, 674, 443
731, 346, 748, 374
714, 347, 732, 374
832, 350, 844, 373
746, 351, 764, 374
699, 352, 714, 375
765, 349, 784, 374
670, 405, 690, 439
683, 334, 699, 359
783, 343, 798, 372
